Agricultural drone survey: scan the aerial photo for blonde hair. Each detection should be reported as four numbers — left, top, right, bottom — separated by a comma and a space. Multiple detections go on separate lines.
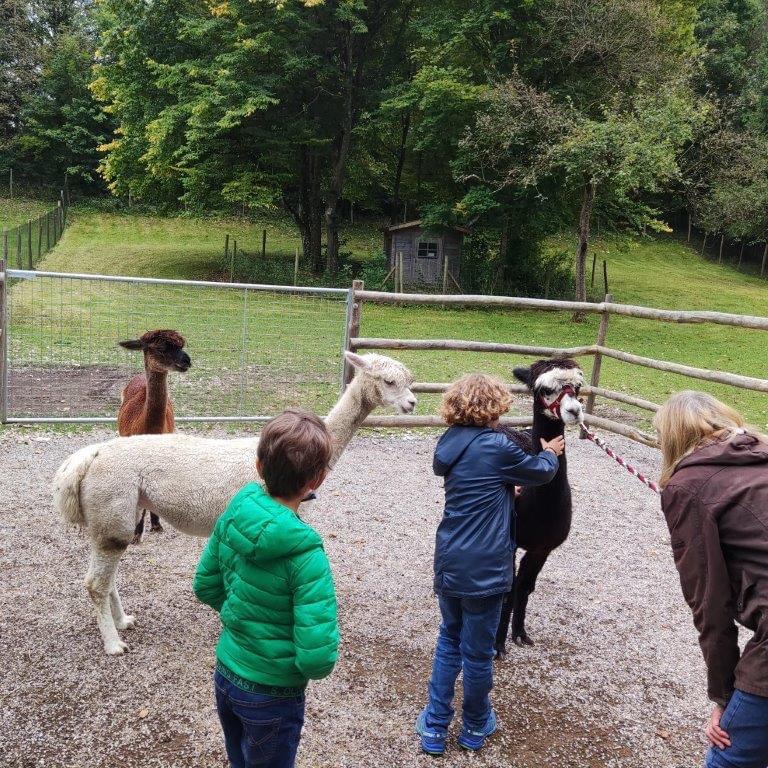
653, 391, 763, 486
441, 373, 512, 427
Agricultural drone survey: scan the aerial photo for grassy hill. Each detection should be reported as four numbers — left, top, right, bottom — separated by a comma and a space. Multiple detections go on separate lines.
0, 197, 51, 231
14, 206, 768, 429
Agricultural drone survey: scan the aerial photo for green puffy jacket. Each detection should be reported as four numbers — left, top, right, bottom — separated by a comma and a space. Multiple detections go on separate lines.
193, 482, 339, 688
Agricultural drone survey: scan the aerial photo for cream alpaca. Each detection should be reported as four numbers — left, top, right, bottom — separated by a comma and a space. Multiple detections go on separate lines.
53, 352, 416, 655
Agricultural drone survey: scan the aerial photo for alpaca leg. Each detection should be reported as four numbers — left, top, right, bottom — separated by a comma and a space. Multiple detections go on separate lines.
132, 511, 147, 545
494, 591, 515, 658
85, 543, 130, 655
511, 550, 550, 647
109, 584, 136, 631
149, 512, 164, 533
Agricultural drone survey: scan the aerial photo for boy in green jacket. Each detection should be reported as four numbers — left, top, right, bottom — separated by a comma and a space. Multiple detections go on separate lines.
193, 409, 339, 768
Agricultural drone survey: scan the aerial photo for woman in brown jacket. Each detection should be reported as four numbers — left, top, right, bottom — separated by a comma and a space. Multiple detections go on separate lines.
655, 391, 768, 768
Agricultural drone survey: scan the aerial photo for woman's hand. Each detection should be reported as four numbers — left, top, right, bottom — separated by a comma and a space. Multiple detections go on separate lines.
540, 436, 565, 456
705, 705, 731, 750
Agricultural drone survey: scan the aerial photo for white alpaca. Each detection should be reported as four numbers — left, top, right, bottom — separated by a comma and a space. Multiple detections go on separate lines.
53, 352, 416, 655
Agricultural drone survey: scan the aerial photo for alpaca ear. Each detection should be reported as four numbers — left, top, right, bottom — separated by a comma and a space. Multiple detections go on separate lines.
512, 366, 531, 386
119, 339, 145, 351
344, 351, 369, 371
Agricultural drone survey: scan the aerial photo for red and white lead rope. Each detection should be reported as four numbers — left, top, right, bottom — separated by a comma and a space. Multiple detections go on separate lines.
579, 422, 661, 495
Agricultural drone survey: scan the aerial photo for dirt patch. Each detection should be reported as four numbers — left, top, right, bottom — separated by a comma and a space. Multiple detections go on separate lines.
0, 428, 708, 767
7, 365, 131, 417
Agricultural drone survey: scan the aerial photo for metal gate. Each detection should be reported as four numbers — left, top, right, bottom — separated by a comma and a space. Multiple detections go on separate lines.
0, 264, 351, 423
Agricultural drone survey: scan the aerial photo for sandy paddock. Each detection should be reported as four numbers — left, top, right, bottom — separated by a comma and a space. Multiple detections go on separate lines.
0, 428, 713, 767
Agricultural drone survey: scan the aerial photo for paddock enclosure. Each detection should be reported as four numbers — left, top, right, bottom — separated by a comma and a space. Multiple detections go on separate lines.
2, 265, 767, 765
1, 428, 714, 767
2, 267, 768, 435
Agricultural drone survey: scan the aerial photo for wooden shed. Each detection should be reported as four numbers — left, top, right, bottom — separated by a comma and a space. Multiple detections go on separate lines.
383, 220, 468, 287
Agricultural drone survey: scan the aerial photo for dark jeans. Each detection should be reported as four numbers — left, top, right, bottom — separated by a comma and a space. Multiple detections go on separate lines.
424, 594, 504, 733
214, 670, 305, 768
706, 690, 768, 768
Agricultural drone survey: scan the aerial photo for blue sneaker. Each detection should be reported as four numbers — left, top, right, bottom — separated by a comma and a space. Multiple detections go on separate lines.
458, 709, 498, 751
416, 710, 447, 756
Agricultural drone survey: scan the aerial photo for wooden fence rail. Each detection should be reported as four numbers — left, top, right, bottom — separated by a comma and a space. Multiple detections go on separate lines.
354, 289, 768, 331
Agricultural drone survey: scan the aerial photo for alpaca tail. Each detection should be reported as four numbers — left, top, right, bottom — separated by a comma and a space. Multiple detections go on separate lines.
53, 443, 102, 528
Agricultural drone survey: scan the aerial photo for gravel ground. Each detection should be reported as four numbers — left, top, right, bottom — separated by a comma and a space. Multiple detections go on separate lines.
0, 427, 712, 768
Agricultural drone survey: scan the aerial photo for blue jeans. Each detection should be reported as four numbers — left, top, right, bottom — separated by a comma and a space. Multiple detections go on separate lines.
424, 594, 504, 733
706, 690, 768, 768
214, 670, 305, 768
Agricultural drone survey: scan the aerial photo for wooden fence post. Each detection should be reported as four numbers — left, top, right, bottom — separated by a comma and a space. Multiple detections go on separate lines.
262, 229, 267, 259
343, 279, 364, 388
442, 253, 449, 295
294, 246, 299, 286
602, 259, 608, 295
57, 201, 63, 241
719, 234, 724, 264
37, 215, 43, 259
46, 211, 50, 251
687, 212, 692, 242
224, 233, 229, 260
15, 226, 22, 268
584, 292, 613, 426
27, 220, 32, 268
2, 230, 7, 264
0, 257, 6, 423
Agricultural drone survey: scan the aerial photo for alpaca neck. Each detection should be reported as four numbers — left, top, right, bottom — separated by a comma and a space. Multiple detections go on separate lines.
325, 376, 378, 467
531, 406, 568, 479
143, 367, 169, 433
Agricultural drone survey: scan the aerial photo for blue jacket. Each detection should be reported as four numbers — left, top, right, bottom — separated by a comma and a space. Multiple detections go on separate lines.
432, 426, 559, 598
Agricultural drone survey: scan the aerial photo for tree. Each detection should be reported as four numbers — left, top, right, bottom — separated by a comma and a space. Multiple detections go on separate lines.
12, 28, 109, 191
455, 0, 700, 313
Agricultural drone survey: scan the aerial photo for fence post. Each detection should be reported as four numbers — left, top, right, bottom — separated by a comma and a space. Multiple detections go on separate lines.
2, 230, 7, 264
262, 229, 267, 259
762, 243, 768, 278
294, 246, 299, 286
583, 292, 613, 428
57, 201, 63, 242
37, 215, 43, 259
15, 226, 22, 268
342, 279, 364, 390
46, 212, 51, 250
442, 253, 449, 295
224, 233, 229, 260
0, 258, 7, 424
27, 220, 32, 268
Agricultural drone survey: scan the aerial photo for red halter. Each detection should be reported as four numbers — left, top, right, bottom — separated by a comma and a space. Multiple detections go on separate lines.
539, 385, 576, 418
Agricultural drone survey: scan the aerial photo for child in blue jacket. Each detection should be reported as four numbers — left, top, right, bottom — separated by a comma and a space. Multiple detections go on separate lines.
416, 373, 564, 755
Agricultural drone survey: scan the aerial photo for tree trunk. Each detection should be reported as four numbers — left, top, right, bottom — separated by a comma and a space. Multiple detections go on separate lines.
499, 214, 510, 263
286, 147, 324, 274
390, 111, 411, 224
572, 181, 596, 322
325, 28, 363, 276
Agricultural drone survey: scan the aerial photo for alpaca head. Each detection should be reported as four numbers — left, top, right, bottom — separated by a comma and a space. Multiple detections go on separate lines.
513, 358, 584, 426
344, 352, 417, 414
119, 330, 191, 374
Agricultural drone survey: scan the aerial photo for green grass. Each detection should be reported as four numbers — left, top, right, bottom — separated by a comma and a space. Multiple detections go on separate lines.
0, 197, 51, 231
40, 205, 383, 280
8, 207, 768, 428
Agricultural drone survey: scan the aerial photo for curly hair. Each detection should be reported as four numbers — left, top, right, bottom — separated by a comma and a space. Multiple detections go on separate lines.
441, 373, 512, 426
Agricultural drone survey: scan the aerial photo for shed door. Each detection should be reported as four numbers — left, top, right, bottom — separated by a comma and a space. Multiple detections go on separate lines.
414, 237, 442, 284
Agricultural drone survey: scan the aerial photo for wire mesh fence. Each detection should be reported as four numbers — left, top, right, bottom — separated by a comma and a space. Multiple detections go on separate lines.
2, 196, 67, 270
1, 269, 350, 422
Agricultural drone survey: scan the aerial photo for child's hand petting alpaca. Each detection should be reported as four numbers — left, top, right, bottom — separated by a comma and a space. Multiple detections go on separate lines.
540, 436, 565, 456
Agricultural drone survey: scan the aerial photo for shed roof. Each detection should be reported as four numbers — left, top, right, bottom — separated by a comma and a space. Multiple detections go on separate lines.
384, 219, 470, 235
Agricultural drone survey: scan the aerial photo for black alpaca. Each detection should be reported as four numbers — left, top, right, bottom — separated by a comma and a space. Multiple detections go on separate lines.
495, 358, 584, 656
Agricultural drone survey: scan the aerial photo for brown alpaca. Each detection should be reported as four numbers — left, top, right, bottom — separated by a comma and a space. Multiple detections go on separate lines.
117, 329, 191, 543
